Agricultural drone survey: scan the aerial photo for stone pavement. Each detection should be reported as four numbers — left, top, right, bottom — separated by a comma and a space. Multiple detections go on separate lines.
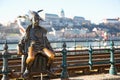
52, 73, 120, 80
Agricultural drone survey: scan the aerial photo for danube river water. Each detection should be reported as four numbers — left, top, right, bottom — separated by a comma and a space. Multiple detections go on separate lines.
0, 40, 120, 51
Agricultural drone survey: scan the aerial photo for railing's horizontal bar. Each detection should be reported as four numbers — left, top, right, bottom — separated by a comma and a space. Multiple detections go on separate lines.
0, 47, 120, 58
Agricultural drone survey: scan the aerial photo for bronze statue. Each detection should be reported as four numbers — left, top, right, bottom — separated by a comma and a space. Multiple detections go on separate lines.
17, 10, 55, 79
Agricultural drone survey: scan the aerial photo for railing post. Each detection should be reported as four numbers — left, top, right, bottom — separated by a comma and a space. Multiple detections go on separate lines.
88, 45, 93, 70
74, 39, 76, 54
61, 42, 69, 80
1, 41, 9, 80
109, 41, 117, 75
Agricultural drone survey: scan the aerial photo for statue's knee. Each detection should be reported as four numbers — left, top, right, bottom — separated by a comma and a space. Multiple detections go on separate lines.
26, 56, 35, 64
50, 54, 55, 60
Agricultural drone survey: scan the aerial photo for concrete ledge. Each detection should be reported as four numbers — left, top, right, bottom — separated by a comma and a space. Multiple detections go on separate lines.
52, 73, 120, 80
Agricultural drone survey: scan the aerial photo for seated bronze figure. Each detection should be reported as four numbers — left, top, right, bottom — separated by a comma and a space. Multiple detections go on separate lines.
17, 10, 55, 79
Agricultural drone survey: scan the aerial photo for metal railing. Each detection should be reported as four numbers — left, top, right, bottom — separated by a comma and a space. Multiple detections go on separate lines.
0, 40, 119, 79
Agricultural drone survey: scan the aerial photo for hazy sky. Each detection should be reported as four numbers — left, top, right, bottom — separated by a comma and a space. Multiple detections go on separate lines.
0, 0, 120, 24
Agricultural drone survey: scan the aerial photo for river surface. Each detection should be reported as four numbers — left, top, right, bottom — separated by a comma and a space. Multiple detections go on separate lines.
0, 40, 120, 51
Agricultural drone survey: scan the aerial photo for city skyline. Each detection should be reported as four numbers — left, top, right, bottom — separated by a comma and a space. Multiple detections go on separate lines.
0, 0, 120, 24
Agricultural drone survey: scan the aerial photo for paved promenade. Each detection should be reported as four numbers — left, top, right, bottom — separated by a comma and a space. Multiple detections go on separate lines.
52, 73, 120, 80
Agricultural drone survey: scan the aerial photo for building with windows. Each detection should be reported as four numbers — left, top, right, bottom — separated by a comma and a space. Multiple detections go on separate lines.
41, 9, 91, 28
102, 18, 120, 24
45, 13, 60, 26
73, 16, 91, 26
